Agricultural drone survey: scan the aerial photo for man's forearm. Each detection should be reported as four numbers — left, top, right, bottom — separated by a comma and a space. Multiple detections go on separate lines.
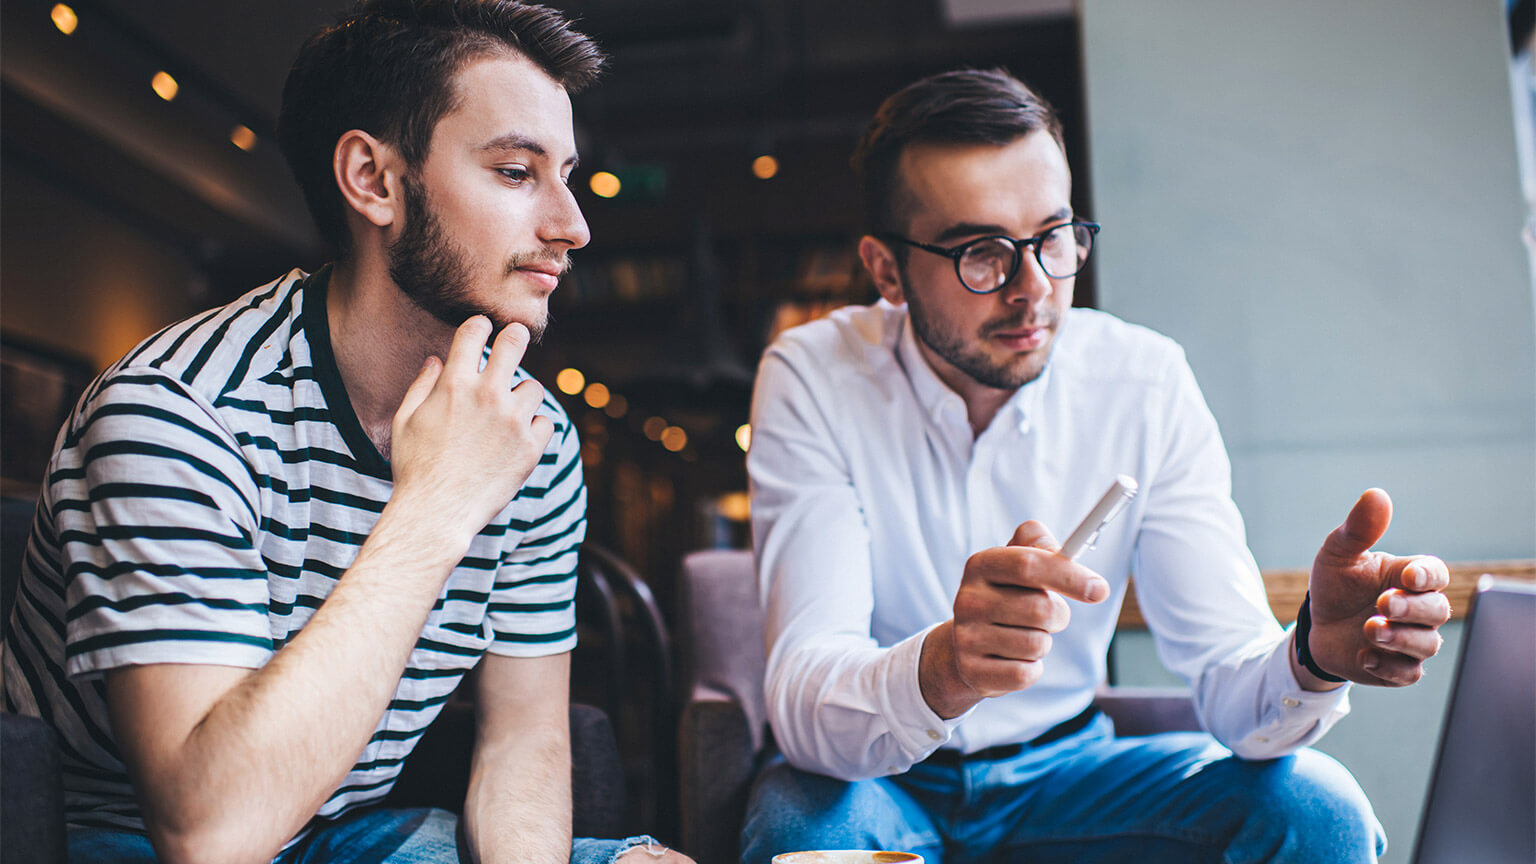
464, 715, 573, 864
110, 503, 466, 863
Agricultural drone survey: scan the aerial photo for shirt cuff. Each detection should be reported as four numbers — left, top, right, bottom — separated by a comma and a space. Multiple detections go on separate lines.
1232, 624, 1352, 758
877, 622, 972, 767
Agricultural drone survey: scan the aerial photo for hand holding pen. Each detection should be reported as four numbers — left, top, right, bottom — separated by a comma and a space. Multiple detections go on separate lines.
919, 476, 1136, 719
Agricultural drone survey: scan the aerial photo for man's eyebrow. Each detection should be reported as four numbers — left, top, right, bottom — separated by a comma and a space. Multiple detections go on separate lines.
479, 133, 545, 156
933, 222, 1011, 243
1039, 207, 1074, 227
478, 134, 581, 168
932, 208, 1075, 243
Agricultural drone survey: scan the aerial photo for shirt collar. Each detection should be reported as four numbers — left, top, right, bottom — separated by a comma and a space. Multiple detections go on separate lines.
895, 307, 1054, 436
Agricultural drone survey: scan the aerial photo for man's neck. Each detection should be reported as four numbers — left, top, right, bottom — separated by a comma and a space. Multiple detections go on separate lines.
912, 339, 1015, 438
325, 258, 454, 459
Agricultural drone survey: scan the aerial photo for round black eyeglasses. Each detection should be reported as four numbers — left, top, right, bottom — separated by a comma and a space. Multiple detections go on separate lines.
880, 220, 1101, 294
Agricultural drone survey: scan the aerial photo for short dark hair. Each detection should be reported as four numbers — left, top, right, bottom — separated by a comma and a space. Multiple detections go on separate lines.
278, 0, 605, 256
851, 68, 1064, 235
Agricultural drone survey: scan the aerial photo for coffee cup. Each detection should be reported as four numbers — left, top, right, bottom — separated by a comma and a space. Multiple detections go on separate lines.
771, 852, 922, 864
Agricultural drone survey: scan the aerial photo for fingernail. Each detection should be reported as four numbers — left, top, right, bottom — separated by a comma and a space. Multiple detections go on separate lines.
1386, 594, 1407, 618
1363, 657, 1379, 674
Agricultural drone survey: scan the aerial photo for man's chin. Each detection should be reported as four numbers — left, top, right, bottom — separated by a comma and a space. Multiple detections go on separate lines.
489, 311, 549, 345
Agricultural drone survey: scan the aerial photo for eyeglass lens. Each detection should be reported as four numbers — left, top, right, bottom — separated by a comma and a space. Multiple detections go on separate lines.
957, 223, 1093, 291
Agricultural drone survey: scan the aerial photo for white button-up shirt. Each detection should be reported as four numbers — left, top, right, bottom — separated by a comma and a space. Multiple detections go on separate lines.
747, 301, 1350, 781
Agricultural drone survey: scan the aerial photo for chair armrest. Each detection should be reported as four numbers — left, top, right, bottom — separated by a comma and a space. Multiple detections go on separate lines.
570, 703, 625, 839
2, 712, 65, 864
678, 694, 757, 864
1094, 686, 1202, 736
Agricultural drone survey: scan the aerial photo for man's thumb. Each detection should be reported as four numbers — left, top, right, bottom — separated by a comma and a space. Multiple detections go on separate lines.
1321, 488, 1393, 559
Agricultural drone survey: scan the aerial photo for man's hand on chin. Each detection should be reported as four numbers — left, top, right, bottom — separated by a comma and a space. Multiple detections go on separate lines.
1300, 488, 1452, 689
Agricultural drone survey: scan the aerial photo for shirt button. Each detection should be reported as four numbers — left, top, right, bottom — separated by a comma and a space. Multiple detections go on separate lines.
1282, 697, 1300, 708
926, 729, 942, 741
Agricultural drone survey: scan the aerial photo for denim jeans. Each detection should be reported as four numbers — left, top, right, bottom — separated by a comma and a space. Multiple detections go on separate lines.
741, 713, 1385, 864
67, 807, 660, 864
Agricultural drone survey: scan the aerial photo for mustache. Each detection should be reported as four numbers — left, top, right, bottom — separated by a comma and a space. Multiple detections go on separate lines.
505, 249, 572, 276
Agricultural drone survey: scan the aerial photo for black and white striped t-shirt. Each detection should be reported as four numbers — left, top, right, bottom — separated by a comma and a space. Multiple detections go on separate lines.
1, 266, 586, 839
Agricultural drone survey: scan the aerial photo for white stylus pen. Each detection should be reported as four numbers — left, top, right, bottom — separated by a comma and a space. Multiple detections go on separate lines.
1059, 475, 1139, 561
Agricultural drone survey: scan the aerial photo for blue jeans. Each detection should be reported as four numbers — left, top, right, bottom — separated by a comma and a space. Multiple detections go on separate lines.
742, 713, 1385, 864
68, 807, 660, 863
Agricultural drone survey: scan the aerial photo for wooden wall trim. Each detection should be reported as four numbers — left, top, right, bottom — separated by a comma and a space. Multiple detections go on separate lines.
1117, 560, 1536, 630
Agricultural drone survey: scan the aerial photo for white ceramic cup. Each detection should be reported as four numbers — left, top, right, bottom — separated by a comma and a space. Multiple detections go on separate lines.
771, 852, 923, 864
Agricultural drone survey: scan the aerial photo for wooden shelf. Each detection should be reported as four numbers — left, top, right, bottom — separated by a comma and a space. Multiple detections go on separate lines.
1117, 560, 1536, 630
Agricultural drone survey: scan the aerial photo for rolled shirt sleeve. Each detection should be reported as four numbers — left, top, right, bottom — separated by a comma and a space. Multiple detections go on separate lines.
486, 383, 586, 657
1130, 351, 1350, 758
59, 371, 272, 678
752, 351, 963, 780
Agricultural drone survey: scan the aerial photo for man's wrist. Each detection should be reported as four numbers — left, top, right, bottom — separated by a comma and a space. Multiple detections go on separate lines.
1295, 590, 1347, 684
918, 622, 981, 719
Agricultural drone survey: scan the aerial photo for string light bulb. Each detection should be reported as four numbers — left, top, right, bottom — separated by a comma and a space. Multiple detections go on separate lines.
752, 155, 779, 180
583, 382, 610, 409
589, 171, 621, 198
51, 4, 78, 35
555, 368, 585, 395
230, 125, 258, 151
660, 426, 688, 452
151, 71, 179, 102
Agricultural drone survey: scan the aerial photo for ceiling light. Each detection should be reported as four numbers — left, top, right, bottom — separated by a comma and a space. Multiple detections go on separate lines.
752, 155, 779, 180
735, 423, 752, 452
151, 71, 179, 102
51, 4, 78, 35
642, 416, 667, 441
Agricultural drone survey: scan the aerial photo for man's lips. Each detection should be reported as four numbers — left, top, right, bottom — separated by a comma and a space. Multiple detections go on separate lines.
515, 262, 565, 290
986, 320, 1054, 351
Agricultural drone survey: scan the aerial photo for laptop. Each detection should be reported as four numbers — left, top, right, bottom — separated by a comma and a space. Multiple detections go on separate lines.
1412, 577, 1535, 864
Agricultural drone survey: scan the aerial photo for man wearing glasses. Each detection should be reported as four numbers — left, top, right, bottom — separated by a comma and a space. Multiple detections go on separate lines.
744, 68, 1451, 863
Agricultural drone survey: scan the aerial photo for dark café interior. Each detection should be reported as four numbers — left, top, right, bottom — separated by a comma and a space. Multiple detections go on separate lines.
2, 1, 1534, 862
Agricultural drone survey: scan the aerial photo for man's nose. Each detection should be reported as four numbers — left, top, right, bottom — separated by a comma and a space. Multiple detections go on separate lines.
539, 181, 591, 250
999, 252, 1054, 306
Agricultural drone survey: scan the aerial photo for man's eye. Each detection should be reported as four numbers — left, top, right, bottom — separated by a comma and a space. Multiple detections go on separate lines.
1039, 226, 1070, 249
498, 166, 530, 183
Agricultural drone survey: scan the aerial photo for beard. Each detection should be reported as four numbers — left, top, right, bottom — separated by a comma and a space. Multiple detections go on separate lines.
387, 172, 555, 343
902, 268, 1060, 391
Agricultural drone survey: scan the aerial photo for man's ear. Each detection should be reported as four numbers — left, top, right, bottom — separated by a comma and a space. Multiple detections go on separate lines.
334, 129, 403, 231
858, 234, 906, 306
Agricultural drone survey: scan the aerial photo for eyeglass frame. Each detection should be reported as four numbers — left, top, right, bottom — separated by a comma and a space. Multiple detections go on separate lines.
878, 220, 1102, 294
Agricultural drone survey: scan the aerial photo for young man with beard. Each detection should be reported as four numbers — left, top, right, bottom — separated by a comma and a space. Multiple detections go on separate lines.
1, 2, 692, 863
743, 68, 1452, 863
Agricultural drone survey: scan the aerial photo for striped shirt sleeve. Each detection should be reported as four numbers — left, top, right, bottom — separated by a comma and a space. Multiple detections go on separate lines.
56, 369, 271, 678
484, 391, 586, 657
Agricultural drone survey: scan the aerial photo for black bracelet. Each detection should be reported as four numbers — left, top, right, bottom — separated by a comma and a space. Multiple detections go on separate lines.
1295, 590, 1347, 683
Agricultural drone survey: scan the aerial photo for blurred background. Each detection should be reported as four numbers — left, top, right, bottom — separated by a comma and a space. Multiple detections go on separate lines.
3, 1, 1533, 859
